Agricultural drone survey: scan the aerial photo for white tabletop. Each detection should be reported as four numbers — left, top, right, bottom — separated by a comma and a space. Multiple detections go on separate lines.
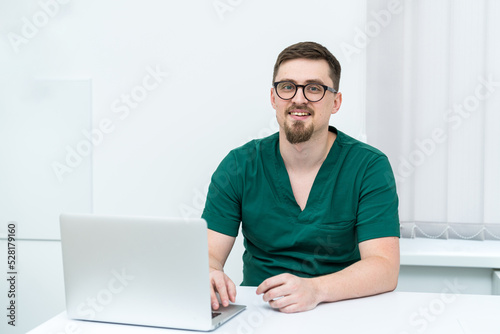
29, 286, 500, 334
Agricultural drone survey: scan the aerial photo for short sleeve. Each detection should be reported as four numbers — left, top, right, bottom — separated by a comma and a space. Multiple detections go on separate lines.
356, 155, 400, 242
201, 151, 242, 237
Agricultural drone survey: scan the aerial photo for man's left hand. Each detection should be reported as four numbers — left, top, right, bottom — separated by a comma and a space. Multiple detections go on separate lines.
256, 273, 321, 313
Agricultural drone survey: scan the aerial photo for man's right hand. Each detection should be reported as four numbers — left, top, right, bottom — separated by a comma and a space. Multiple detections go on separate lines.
209, 269, 236, 310
207, 229, 237, 309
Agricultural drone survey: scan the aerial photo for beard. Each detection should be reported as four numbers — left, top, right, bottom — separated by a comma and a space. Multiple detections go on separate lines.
283, 105, 315, 144
284, 121, 314, 144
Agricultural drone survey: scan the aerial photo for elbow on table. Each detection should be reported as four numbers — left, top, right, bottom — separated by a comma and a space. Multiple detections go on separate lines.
387, 275, 399, 292
376, 258, 399, 294
385, 265, 400, 293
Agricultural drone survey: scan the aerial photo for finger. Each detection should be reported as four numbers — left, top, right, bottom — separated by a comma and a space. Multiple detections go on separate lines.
256, 274, 287, 295
278, 302, 301, 314
263, 286, 288, 303
215, 279, 230, 307
226, 277, 237, 303
268, 295, 294, 310
210, 283, 220, 310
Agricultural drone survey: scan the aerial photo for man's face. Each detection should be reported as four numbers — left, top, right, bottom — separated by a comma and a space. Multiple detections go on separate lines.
271, 58, 342, 144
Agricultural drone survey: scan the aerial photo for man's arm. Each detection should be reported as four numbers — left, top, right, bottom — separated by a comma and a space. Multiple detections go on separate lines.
208, 229, 237, 310
256, 236, 400, 313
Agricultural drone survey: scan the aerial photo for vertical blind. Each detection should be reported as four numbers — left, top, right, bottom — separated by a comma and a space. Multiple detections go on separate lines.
365, 0, 500, 240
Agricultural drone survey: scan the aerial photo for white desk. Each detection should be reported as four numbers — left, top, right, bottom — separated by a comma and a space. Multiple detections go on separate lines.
29, 287, 500, 334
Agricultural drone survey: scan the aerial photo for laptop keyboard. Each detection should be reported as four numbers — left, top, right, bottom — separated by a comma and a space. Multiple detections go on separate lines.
212, 312, 221, 319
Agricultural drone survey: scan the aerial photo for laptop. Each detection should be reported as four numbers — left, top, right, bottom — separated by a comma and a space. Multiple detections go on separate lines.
60, 213, 246, 331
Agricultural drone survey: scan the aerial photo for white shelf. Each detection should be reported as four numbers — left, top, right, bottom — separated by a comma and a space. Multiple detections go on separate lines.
493, 271, 500, 295
400, 238, 500, 268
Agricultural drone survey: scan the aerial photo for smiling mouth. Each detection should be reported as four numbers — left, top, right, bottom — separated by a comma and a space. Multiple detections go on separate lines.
289, 111, 311, 116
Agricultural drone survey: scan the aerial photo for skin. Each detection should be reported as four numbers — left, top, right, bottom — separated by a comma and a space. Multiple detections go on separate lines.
208, 58, 400, 313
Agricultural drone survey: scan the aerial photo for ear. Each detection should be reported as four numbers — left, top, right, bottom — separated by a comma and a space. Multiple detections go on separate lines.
270, 87, 277, 109
331, 92, 342, 115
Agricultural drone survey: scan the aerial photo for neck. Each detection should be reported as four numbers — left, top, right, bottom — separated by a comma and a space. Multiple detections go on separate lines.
279, 127, 336, 172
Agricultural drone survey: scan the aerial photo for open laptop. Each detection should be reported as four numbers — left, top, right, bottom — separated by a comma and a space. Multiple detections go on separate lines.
60, 213, 246, 331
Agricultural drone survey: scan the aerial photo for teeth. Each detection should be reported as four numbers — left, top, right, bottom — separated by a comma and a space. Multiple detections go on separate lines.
290, 112, 310, 116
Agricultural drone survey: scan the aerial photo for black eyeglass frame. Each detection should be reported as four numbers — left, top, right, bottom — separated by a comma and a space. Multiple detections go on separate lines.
273, 81, 338, 102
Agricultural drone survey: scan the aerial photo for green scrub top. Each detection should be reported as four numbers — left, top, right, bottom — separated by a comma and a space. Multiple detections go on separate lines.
202, 126, 400, 286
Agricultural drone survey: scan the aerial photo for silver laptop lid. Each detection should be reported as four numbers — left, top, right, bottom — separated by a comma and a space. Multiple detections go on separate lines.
60, 213, 213, 331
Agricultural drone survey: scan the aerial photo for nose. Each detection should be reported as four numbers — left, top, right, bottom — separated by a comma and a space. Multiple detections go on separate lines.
291, 86, 308, 104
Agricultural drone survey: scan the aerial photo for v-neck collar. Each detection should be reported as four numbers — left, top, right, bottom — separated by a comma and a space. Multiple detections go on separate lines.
273, 126, 341, 218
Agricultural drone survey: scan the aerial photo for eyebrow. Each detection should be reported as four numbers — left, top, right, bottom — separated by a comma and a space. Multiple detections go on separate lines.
278, 78, 327, 85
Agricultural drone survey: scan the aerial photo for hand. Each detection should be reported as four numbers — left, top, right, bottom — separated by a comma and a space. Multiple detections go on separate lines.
256, 273, 321, 313
209, 269, 236, 310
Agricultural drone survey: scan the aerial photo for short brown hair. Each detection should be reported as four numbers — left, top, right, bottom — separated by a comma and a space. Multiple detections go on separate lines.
272, 41, 341, 91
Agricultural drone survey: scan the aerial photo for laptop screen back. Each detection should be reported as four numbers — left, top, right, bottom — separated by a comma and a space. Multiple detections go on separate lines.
60, 214, 213, 330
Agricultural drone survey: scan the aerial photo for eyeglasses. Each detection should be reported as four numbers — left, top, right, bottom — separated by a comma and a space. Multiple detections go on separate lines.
273, 81, 337, 102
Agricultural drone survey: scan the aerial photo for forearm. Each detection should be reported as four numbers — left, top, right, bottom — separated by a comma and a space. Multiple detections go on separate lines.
209, 254, 224, 272
313, 255, 399, 303
257, 237, 399, 313
207, 229, 235, 272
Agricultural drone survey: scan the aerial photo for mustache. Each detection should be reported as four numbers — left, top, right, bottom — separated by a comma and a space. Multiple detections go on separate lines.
285, 104, 314, 114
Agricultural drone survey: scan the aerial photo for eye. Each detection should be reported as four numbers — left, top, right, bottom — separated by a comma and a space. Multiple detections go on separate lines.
278, 82, 295, 91
306, 84, 323, 94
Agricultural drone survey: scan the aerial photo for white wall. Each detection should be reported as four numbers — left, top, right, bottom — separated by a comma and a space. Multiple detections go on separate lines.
0, 1, 367, 333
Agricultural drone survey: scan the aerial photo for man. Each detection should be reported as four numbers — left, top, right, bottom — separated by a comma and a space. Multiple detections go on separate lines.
202, 41, 400, 314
